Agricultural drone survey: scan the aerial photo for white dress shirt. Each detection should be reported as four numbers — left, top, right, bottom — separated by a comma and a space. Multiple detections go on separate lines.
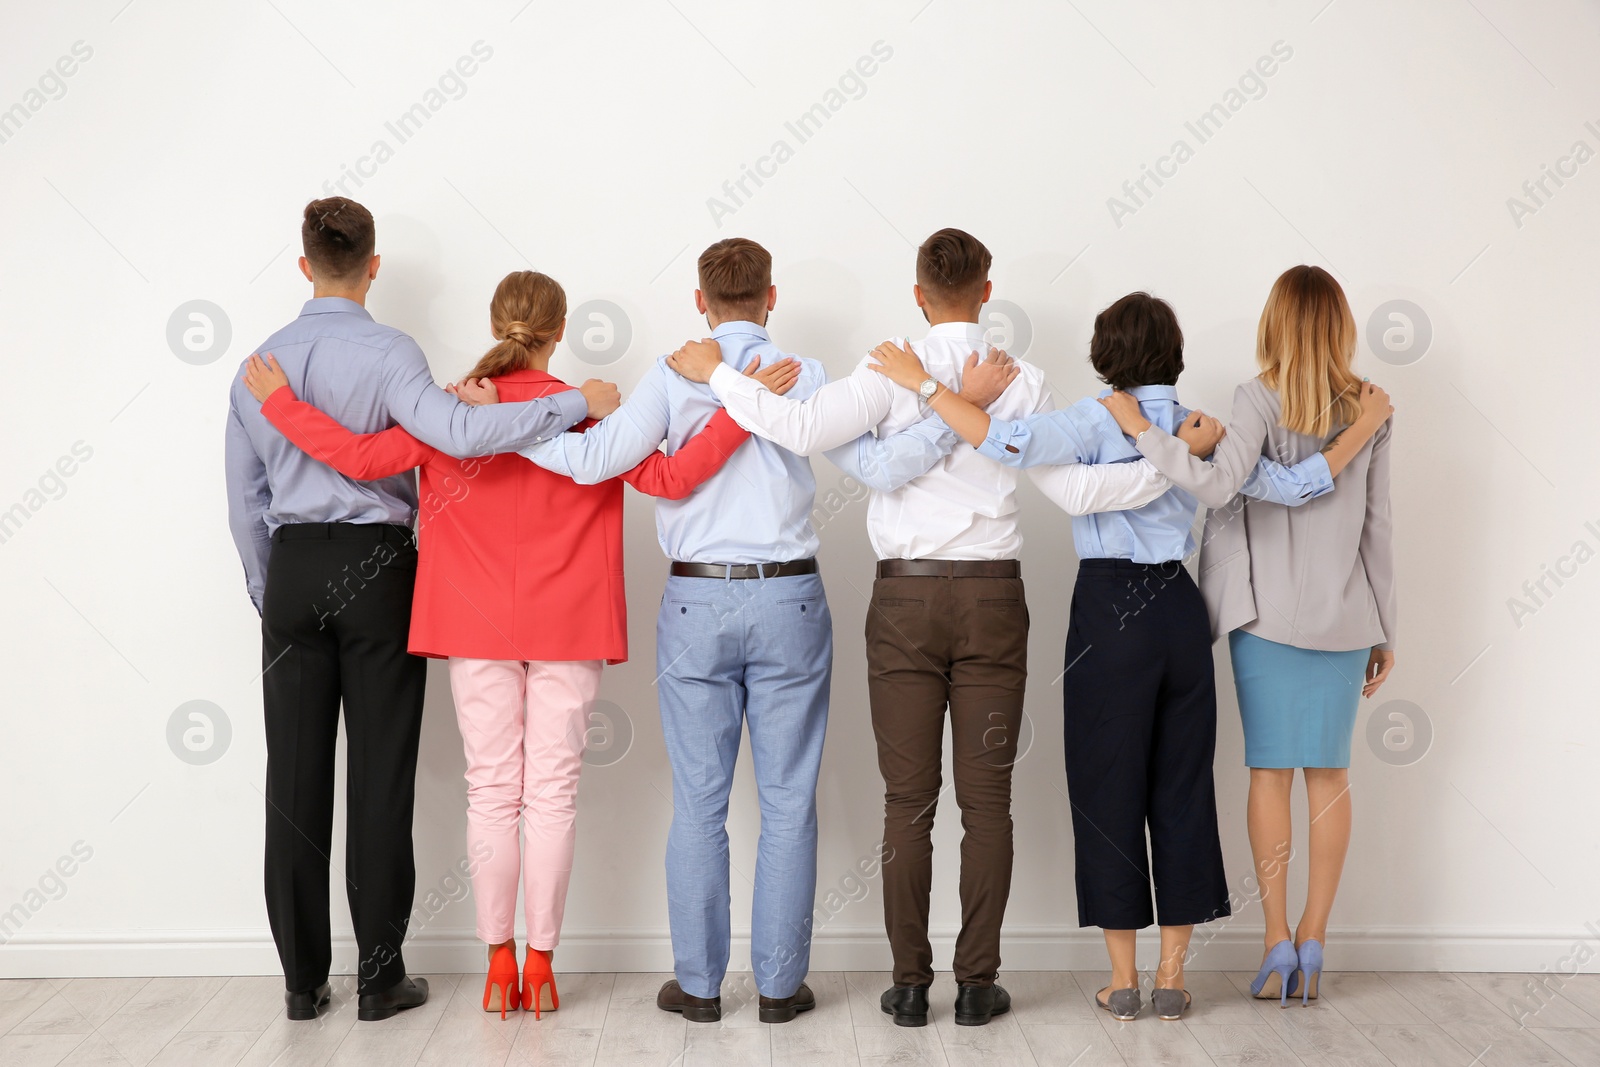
707, 320, 1170, 561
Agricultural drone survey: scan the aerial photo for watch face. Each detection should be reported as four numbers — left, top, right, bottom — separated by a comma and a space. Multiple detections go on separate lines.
920, 379, 938, 398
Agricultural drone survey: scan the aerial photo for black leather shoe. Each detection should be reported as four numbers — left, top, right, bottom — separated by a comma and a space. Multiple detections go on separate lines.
656, 979, 721, 1023
954, 981, 1011, 1026
357, 976, 429, 1022
758, 982, 816, 1024
880, 984, 930, 1027
284, 982, 330, 1021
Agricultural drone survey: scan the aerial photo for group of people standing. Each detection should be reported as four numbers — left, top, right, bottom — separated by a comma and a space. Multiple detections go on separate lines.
225, 196, 1396, 1028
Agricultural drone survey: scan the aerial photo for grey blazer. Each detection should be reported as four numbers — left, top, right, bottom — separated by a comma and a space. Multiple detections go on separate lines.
1135, 378, 1396, 652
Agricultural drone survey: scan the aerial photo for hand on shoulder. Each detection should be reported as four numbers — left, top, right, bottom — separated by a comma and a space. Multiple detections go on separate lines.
1357, 380, 1393, 426
1097, 390, 1150, 438
666, 338, 724, 384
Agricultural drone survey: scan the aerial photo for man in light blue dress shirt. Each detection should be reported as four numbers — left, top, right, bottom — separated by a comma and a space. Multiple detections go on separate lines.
516, 238, 1006, 1024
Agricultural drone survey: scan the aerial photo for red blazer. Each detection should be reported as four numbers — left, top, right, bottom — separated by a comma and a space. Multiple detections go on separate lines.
260, 369, 749, 663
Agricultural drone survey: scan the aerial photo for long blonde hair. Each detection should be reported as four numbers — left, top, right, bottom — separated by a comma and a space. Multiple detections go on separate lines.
463, 271, 566, 380
1256, 265, 1362, 437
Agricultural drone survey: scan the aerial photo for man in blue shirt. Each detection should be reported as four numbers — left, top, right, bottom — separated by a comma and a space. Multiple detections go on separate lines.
223, 198, 618, 1023
517, 238, 1013, 1024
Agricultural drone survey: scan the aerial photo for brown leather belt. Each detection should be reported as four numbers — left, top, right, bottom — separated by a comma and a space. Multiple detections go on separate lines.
876, 559, 1021, 579
670, 558, 819, 580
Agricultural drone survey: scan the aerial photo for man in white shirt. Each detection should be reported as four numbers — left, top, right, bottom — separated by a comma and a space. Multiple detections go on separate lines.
666, 229, 1171, 1027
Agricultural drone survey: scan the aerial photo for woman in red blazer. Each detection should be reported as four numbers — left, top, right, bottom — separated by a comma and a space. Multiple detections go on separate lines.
242, 270, 793, 1020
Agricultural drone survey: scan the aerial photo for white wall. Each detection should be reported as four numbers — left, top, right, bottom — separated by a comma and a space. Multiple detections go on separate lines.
2, 0, 1597, 980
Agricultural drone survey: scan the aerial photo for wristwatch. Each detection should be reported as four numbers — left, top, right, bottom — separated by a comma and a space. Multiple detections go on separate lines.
918, 378, 941, 401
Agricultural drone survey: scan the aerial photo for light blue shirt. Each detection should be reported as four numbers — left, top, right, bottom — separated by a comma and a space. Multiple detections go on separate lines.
225, 297, 588, 609
521, 320, 953, 565
977, 384, 1333, 563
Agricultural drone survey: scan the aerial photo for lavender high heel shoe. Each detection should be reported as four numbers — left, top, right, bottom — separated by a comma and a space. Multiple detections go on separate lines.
1249, 940, 1300, 1006
1296, 939, 1323, 1004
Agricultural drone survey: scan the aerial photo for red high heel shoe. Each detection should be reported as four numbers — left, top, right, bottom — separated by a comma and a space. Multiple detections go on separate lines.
522, 947, 559, 1019
483, 944, 519, 1019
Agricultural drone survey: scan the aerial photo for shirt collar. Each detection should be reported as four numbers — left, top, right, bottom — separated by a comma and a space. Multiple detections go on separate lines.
710, 320, 770, 342
300, 296, 372, 320
493, 368, 560, 384
1097, 383, 1181, 403
925, 321, 988, 344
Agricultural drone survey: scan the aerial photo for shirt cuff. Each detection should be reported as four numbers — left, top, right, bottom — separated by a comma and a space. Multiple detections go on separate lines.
553, 387, 588, 428
708, 361, 748, 401
1302, 452, 1334, 497
976, 417, 1028, 465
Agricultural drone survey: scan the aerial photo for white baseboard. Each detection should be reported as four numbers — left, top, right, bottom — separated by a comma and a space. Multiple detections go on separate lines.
4, 924, 1598, 978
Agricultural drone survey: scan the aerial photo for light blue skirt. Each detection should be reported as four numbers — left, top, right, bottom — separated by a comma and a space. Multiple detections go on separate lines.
1228, 631, 1368, 768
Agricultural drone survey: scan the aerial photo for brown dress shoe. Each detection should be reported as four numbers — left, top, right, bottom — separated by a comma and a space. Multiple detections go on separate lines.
758, 982, 816, 1024
657, 979, 721, 1023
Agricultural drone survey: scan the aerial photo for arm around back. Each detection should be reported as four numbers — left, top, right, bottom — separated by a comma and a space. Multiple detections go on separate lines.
822, 418, 957, 492
708, 359, 894, 456
1028, 459, 1171, 516
523, 364, 675, 484
1134, 383, 1274, 508
380, 334, 587, 458
1240, 453, 1334, 506
976, 400, 1110, 469
621, 407, 750, 500
262, 387, 436, 480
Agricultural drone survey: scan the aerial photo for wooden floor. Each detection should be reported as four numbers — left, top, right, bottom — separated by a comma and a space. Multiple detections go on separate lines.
2, 969, 1598, 1066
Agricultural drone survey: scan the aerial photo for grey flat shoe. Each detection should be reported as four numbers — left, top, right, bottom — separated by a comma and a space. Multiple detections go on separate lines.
1097, 986, 1141, 1021
1152, 987, 1192, 1021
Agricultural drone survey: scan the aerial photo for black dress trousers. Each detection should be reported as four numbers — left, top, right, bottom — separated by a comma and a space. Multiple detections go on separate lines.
260, 522, 426, 995
1061, 558, 1230, 930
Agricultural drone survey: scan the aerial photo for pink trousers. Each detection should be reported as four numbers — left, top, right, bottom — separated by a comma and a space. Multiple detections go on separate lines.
447, 657, 603, 949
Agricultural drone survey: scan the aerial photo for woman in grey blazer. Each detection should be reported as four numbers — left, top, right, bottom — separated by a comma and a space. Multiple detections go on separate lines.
1099, 265, 1396, 1007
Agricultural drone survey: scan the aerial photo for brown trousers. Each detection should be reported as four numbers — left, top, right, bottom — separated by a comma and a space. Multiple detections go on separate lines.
866, 573, 1029, 988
